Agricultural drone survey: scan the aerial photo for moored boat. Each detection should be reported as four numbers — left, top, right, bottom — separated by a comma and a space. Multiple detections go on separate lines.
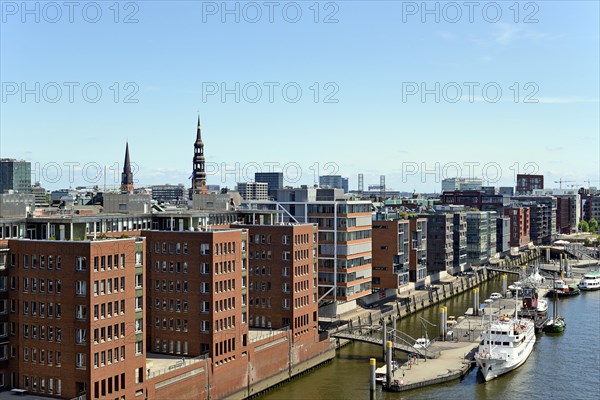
544, 284, 566, 334
546, 276, 580, 297
475, 297, 536, 382
578, 270, 600, 291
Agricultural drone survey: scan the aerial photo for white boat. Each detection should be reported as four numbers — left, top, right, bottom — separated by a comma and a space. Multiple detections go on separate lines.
578, 271, 600, 291
475, 297, 536, 382
536, 299, 548, 313
414, 338, 431, 349
490, 293, 503, 300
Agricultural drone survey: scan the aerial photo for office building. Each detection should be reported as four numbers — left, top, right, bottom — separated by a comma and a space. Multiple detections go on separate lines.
0, 159, 31, 194
255, 172, 283, 198
319, 175, 349, 194
516, 174, 544, 195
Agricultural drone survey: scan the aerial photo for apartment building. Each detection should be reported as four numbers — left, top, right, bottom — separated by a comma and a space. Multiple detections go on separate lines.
6, 238, 146, 400
241, 224, 318, 339
371, 219, 410, 291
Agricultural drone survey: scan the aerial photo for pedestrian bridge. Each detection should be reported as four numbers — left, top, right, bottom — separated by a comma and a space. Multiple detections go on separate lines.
331, 325, 440, 359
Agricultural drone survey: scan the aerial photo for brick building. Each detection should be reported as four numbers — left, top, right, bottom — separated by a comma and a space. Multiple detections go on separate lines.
504, 206, 531, 248
6, 238, 146, 400
371, 219, 410, 291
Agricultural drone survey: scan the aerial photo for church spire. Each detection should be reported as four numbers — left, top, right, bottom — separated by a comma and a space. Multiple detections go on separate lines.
196, 113, 202, 142
192, 115, 207, 193
120, 141, 134, 193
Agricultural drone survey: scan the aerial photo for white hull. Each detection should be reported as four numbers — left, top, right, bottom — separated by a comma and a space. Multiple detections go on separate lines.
578, 278, 600, 291
475, 316, 536, 382
476, 335, 535, 381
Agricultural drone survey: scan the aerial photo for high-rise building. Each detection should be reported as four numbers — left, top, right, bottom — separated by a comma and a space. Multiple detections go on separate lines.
371, 218, 410, 291
466, 211, 496, 265
237, 182, 268, 200
422, 214, 453, 274
240, 223, 318, 337
120, 142, 134, 193
275, 188, 372, 305
452, 213, 467, 271
441, 178, 483, 192
6, 237, 147, 400
409, 218, 427, 283
149, 184, 186, 202
504, 206, 531, 248
496, 216, 510, 254
255, 172, 283, 198
516, 174, 544, 195
319, 175, 349, 193
0, 159, 31, 194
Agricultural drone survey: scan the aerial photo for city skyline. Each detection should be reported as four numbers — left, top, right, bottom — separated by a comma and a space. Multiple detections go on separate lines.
1, 1, 599, 191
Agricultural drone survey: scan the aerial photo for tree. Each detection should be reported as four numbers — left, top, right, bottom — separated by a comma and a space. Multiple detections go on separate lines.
579, 220, 589, 232
589, 218, 599, 232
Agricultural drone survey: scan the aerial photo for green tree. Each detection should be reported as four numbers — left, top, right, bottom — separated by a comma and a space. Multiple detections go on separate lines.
588, 218, 598, 232
579, 220, 589, 232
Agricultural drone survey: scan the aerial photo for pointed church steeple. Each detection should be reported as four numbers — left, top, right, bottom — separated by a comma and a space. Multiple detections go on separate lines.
196, 113, 203, 143
192, 115, 207, 193
120, 141, 134, 193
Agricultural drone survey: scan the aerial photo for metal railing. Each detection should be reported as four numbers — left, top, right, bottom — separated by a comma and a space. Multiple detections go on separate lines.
146, 353, 208, 380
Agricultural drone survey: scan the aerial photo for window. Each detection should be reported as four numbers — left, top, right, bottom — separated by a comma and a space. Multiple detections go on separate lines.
200, 244, 210, 255
135, 341, 143, 355
76, 329, 87, 344
135, 296, 143, 310
76, 281, 86, 296
201, 321, 210, 332
201, 263, 210, 274
76, 353, 86, 368
76, 256, 87, 271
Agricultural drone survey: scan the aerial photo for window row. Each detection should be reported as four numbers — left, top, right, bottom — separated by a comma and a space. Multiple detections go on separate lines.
294, 280, 310, 292
154, 260, 188, 274
294, 295, 310, 309
249, 250, 272, 260
249, 297, 271, 308
93, 323, 127, 343
154, 241, 189, 255
153, 279, 188, 293
21, 278, 61, 294
94, 346, 126, 367
153, 317, 189, 332
153, 338, 189, 355
21, 302, 61, 319
93, 277, 126, 296
21, 375, 62, 395
22, 324, 62, 342
93, 254, 126, 271
153, 298, 189, 313
94, 300, 126, 319
94, 373, 126, 399
21, 254, 62, 270
215, 279, 235, 293
215, 337, 236, 357
21, 348, 62, 366
249, 281, 272, 292
214, 297, 235, 312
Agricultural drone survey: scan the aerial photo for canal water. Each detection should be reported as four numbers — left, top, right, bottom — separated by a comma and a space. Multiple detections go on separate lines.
260, 276, 600, 400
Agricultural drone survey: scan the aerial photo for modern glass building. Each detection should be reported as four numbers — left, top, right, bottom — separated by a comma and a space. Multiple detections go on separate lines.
0, 159, 31, 194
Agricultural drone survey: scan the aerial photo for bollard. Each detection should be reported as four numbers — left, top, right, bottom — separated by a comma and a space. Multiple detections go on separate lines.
382, 319, 387, 362
502, 274, 507, 295
370, 358, 376, 393
386, 341, 393, 388
439, 307, 445, 339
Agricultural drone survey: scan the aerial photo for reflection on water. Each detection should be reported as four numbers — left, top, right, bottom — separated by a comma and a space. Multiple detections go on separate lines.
260, 277, 600, 400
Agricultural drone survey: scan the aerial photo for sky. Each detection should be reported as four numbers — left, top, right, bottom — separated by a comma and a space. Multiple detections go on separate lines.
1, 0, 599, 193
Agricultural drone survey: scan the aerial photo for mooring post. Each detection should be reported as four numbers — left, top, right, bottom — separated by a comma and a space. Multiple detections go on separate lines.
386, 341, 393, 388
370, 358, 376, 395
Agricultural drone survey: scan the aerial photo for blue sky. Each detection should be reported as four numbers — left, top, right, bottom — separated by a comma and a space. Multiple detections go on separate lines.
1, 0, 599, 192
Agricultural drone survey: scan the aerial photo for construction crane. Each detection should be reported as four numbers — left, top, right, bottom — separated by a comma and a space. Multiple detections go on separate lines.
555, 179, 575, 189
